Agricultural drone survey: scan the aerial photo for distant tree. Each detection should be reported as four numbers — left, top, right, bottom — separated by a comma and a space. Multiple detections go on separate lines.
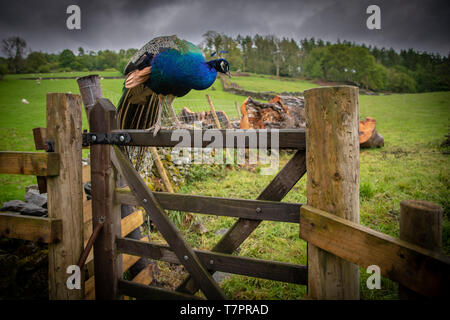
25, 51, 48, 73
0, 58, 8, 79
59, 49, 76, 69
1, 36, 27, 73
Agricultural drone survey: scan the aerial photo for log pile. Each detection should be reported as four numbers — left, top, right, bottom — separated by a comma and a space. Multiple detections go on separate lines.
178, 107, 233, 129
359, 117, 384, 148
239, 95, 305, 129
238, 95, 384, 148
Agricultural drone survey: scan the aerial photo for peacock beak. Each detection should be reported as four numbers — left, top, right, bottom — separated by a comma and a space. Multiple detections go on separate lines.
226, 71, 232, 78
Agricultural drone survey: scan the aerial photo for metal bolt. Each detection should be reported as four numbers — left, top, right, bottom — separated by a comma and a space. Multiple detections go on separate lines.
119, 135, 125, 142
256, 207, 262, 214
184, 255, 189, 261
209, 260, 214, 265
143, 199, 148, 204
92, 135, 97, 141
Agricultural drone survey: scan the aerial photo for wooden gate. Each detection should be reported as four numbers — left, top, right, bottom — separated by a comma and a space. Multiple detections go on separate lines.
85, 96, 308, 299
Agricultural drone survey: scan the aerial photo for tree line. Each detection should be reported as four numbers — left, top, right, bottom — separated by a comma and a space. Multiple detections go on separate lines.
1, 32, 449, 93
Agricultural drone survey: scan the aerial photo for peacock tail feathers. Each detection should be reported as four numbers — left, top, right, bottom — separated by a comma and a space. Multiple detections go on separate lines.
117, 84, 179, 171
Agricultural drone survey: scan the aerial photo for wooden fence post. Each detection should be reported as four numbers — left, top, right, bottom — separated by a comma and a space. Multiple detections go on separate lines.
89, 99, 122, 299
77, 75, 150, 278
399, 200, 443, 299
46, 93, 84, 299
304, 86, 360, 299
77, 75, 103, 119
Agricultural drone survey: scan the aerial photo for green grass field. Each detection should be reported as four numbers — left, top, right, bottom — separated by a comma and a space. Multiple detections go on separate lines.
0, 72, 449, 299
230, 73, 320, 92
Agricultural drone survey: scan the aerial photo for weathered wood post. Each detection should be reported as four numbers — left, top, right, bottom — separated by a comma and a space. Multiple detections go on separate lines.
77, 75, 150, 277
399, 200, 443, 299
46, 93, 84, 299
77, 75, 104, 118
89, 99, 123, 299
304, 86, 360, 299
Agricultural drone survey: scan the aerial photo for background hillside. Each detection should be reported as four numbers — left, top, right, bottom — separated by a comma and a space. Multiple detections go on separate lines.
1, 31, 449, 93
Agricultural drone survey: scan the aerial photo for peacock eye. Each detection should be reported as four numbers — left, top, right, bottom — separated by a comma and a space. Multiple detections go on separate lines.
220, 61, 226, 70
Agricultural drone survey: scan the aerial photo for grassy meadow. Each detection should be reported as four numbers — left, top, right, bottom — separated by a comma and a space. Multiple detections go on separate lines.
230, 73, 320, 92
0, 72, 448, 300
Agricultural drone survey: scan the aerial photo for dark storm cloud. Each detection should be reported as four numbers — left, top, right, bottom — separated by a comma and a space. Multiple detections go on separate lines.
0, 0, 448, 55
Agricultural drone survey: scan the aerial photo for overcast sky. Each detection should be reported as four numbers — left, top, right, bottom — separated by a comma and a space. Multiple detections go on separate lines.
0, 0, 449, 56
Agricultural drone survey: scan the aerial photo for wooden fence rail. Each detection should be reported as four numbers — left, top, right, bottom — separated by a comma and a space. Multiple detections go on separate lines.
300, 205, 450, 297
85, 128, 305, 149
117, 238, 308, 285
2, 81, 448, 300
0, 151, 60, 176
0, 212, 62, 243
115, 189, 302, 224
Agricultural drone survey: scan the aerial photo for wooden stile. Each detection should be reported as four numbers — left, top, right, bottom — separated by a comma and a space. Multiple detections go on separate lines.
120, 209, 144, 237
0, 212, 62, 243
0, 151, 59, 176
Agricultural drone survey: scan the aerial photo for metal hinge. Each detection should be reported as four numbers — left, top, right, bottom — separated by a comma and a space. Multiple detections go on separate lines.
82, 131, 132, 146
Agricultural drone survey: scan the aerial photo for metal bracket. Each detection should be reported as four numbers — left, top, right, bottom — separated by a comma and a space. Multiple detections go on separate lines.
44, 140, 55, 152
82, 132, 132, 146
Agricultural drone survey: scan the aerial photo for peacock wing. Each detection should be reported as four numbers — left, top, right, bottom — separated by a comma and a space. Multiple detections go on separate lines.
124, 35, 180, 75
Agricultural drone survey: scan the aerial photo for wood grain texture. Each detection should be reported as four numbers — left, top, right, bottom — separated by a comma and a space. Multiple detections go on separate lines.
0, 151, 59, 176
113, 145, 226, 300
149, 147, 174, 193
300, 205, 450, 297
46, 93, 84, 299
177, 150, 307, 294
0, 212, 62, 243
84, 236, 149, 299
117, 238, 308, 285
89, 98, 123, 300
207, 94, 222, 129
304, 86, 360, 300
77, 75, 104, 119
120, 210, 144, 237
77, 75, 149, 284
399, 200, 444, 299
108, 128, 305, 149
83, 209, 143, 249
32, 127, 48, 193
115, 189, 301, 223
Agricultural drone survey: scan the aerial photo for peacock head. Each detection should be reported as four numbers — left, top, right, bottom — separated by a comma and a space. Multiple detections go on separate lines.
210, 58, 231, 77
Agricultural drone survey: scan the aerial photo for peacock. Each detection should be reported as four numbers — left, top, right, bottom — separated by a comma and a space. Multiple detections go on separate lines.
117, 35, 231, 135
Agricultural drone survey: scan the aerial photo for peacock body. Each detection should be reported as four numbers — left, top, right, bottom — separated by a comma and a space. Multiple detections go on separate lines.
117, 35, 230, 132
116, 35, 230, 171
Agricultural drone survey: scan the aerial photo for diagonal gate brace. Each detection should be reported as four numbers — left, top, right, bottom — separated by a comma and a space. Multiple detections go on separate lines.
112, 146, 226, 300
177, 149, 307, 294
